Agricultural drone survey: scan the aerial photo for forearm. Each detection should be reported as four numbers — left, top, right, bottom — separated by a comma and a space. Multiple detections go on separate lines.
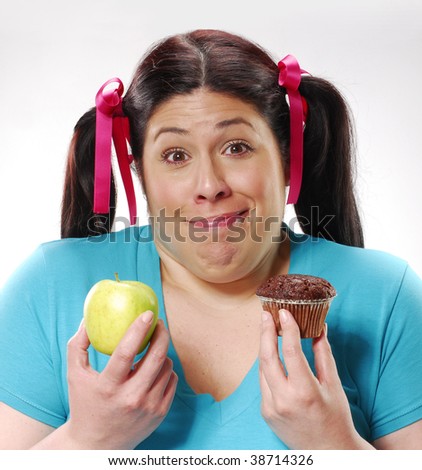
339, 432, 375, 450
30, 422, 102, 450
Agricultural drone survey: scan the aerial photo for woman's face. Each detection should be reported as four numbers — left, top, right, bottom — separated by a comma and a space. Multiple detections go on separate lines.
142, 89, 287, 283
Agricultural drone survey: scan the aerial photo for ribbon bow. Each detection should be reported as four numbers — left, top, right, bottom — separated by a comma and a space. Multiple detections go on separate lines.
278, 55, 308, 205
94, 78, 137, 225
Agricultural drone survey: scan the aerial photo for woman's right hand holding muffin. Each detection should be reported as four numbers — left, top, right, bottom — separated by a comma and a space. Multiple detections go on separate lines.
259, 308, 374, 449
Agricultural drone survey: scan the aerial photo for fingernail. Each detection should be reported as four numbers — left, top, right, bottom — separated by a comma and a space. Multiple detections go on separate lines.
78, 318, 85, 331
280, 309, 289, 324
262, 311, 270, 322
141, 310, 154, 324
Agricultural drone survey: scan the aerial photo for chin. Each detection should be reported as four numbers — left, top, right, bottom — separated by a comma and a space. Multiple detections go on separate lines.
190, 241, 255, 283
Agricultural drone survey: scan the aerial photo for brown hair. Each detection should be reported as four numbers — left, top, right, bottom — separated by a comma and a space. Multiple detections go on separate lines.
61, 29, 364, 247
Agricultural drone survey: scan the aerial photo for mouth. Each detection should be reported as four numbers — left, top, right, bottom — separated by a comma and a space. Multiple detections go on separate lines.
188, 209, 250, 229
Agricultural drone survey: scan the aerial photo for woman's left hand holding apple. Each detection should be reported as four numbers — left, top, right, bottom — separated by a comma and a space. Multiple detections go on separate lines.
62, 312, 178, 449
259, 309, 373, 449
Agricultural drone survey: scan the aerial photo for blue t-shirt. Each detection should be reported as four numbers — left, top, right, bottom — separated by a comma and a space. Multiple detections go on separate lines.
0, 225, 422, 449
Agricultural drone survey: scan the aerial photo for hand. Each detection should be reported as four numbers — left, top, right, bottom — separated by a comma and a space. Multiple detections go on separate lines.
65, 312, 178, 449
259, 308, 372, 449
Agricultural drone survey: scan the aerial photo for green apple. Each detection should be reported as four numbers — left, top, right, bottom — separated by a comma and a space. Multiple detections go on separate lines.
83, 273, 159, 355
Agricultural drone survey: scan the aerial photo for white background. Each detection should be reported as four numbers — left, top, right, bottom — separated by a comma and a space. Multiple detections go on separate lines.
0, 449, 421, 469
1, 0, 421, 286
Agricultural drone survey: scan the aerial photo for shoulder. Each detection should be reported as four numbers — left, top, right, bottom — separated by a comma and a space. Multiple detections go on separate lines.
289, 231, 422, 318
0, 225, 158, 339
1, 225, 156, 300
40, 225, 152, 258
291, 231, 410, 284
38, 225, 154, 274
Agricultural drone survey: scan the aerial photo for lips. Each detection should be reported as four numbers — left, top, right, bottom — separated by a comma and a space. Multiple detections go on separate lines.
189, 209, 249, 229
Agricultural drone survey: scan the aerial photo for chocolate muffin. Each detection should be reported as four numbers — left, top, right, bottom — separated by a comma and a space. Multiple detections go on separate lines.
256, 274, 336, 338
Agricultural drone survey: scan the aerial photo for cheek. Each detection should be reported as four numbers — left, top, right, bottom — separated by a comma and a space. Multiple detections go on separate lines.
236, 160, 285, 207
146, 183, 171, 212
141, 162, 184, 215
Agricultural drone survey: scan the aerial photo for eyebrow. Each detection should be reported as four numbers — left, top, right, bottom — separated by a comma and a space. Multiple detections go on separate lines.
153, 117, 255, 141
215, 117, 255, 131
153, 126, 189, 141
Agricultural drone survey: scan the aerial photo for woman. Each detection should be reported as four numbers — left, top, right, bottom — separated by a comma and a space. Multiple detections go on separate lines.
0, 29, 421, 450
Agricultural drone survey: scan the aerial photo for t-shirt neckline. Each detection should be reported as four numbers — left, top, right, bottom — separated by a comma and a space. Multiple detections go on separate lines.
139, 225, 309, 425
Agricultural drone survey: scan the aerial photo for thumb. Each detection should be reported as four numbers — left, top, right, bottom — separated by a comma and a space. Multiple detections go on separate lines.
67, 319, 91, 371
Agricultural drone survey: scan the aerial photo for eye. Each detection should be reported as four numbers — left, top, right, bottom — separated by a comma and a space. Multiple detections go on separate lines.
223, 140, 254, 157
161, 148, 190, 165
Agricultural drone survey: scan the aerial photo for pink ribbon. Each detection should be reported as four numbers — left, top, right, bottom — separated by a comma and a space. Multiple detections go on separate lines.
278, 55, 307, 205
94, 78, 137, 225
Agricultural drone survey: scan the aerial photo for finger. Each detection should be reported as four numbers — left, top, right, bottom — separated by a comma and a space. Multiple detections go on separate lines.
103, 310, 156, 383
160, 371, 178, 413
146, 357, 174, 398
259, 364, 274, 402
279, 309, 314, 385
67, 319, 91, 371
313, 324, 341, 386
259, 310, 286, 393
131, 320, 170, 391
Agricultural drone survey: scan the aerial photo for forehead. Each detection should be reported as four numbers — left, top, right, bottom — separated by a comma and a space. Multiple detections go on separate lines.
146, 89, 267, 135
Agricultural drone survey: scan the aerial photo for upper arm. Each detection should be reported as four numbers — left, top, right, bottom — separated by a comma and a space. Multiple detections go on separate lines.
373, 419, 422, 450
0, 402, 54, 449
370, 266, 422, 441
0, 247, 68, 430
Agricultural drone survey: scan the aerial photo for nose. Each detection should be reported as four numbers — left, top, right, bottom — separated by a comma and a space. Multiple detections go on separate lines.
193, 158, 232, 203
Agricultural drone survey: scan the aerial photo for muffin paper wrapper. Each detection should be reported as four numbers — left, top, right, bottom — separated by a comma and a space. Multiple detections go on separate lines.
257, 295, 335, 338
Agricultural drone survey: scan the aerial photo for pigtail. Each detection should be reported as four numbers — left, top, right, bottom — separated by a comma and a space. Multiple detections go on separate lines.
60, 108, 116, 238
295, 76, 364, 248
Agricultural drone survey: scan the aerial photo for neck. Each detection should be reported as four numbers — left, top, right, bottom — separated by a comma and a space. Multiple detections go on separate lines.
157, 237, 290, 309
